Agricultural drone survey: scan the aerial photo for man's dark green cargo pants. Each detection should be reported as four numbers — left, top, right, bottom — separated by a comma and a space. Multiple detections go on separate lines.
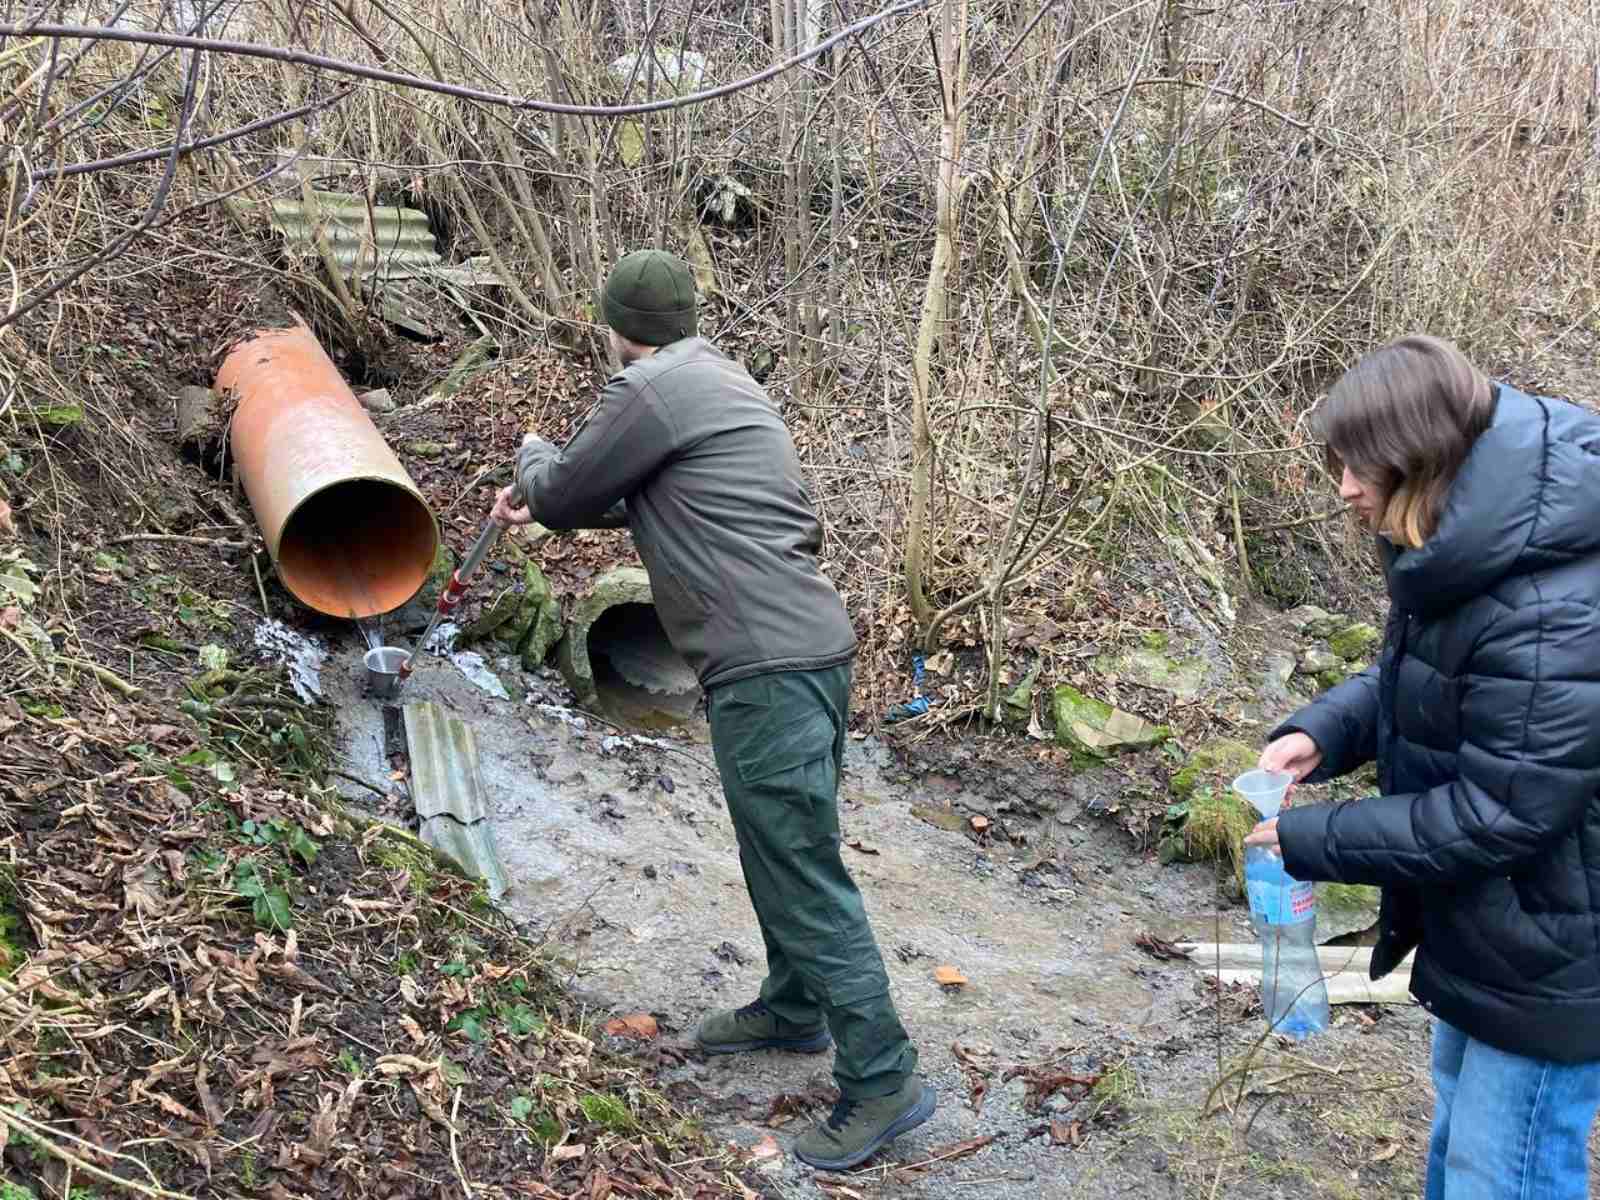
707, 664, 917, 1100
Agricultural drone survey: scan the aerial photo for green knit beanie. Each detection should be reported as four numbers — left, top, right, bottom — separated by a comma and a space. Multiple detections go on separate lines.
601, 250, 698, 346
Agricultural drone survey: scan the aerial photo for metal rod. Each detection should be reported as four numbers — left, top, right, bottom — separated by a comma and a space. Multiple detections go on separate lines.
399, 519, 504, 680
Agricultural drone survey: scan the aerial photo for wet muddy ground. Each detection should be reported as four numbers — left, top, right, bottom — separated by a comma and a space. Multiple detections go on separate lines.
311, 623, 1596, 1200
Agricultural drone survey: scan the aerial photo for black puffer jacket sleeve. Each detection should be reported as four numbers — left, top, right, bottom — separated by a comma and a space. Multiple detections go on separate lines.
1279, 596, 1600, 887
1270, 666, 1379, 784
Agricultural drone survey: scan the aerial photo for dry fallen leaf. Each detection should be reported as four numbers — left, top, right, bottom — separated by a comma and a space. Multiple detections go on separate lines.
602, 1012, 658, 1040
550, 1142, 587, 1162
0, 498, 13, 538
749, 1134, 782, 1162
1049, 1118, 1082, 1146
933, 965, 968, 987
845, 838, 879, 855
1133, 932, 1193, 961
1371, 1141, 1401, 1163
969, 815, 991, 833
375, 1054, 436, 1076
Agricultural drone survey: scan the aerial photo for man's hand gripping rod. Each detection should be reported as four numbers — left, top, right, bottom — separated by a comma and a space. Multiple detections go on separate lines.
398, 480, 545, 681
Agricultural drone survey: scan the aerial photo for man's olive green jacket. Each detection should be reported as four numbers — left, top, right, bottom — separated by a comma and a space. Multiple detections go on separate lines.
515, 337, 856, 690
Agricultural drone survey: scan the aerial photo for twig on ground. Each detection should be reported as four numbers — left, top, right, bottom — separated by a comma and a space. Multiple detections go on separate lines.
109, 533, 249, 550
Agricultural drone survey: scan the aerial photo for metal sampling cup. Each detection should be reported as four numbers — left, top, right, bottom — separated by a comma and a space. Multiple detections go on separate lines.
364, 646, 407, 699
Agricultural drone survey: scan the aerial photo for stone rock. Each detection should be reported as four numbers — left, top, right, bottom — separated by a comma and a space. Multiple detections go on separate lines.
406, 440, 452, 460
438, 334, 497, 398
1051, 686, 1167, 759
1094, 643, 1207, 702
358, 388, 396, 413
1280, 604, 1344, 643
1283, 604, 1332, 634
458, 584, 522, 645
510, 563, 565, 669
1315, 881, 1381, 943
1316, 666, 1350, 691
175, 385, 221, 458
1328, 621, 1381, 661
1238, 647, 1300, 729
415, 541, 454, 611
1296, 647, 1341, 675
1169, 738, 1260, 803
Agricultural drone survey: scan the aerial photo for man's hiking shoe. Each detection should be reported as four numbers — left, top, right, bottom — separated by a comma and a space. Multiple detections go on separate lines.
694, 998, 831, 1055
793, 1077, 937, 1170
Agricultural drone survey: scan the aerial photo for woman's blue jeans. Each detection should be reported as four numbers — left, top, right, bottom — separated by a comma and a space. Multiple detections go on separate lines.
1427, 1018, 1600, 1200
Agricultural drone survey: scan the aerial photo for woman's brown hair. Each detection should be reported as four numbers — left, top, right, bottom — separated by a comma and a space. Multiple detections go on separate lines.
1311, 335, 1496, 548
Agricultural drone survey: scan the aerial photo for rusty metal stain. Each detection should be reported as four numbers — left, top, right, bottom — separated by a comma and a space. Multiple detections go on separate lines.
403, 701, 490, 824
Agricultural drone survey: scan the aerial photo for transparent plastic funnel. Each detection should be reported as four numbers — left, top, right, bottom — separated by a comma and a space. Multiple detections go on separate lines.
1232, 768, 1295, 819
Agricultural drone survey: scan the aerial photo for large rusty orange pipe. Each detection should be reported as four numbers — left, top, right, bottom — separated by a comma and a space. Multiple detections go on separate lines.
217, 324, 438, 619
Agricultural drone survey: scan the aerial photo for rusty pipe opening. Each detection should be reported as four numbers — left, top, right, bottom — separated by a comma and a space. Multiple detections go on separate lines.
275, 477, 437, 617
217, 324, 438, 618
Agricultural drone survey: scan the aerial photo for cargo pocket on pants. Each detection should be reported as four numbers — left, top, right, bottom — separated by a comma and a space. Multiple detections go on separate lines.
733, 708, 838, 849
736, 709, 834, 782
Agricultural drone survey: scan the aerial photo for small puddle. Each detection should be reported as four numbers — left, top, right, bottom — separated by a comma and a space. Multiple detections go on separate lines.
911, 803, 970, 833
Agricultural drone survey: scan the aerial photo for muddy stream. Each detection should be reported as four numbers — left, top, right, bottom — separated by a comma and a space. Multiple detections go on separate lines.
313, 625, 1440, 1200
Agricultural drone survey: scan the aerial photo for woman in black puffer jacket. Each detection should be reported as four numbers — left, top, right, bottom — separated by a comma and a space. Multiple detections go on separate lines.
1244, 335, 1600, 1200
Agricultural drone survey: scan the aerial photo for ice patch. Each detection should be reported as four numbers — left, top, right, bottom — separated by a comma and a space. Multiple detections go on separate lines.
253, 619, 327, 702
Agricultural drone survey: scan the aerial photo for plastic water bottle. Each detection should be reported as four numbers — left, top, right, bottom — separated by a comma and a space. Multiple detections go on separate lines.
1243, 844, 1331, 1038
1233, 771, 1331, 1041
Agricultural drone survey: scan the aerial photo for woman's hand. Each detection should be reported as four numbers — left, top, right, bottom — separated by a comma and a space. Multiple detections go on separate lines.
1260, 732, 1323, 781
1244, 817, 1279, 850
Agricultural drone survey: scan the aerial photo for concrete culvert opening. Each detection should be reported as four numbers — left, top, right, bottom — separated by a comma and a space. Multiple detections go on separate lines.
587, 602, 700, 727
276, 478, 437, 618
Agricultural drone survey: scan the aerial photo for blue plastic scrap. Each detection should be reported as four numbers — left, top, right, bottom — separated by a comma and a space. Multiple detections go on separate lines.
884, 654, 933, 723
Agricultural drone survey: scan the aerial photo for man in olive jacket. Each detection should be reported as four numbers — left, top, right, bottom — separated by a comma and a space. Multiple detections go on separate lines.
490, 250, 933, 1170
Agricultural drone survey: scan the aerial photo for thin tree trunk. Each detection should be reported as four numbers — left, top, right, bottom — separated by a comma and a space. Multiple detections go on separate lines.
905, 0, 966, 634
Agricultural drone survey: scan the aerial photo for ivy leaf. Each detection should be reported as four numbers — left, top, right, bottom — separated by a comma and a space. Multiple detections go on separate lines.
286, 824, 319, 867
502, 1005, 544, 1039
198, 644, 229, 671
233, 861, 265, 899
509, 1095, 535, 1121
253, 888, 293, 931
447, 1009, 490, 1043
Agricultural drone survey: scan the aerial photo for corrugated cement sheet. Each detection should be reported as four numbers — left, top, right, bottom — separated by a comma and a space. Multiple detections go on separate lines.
268, 190, 443, 276
403, 700, 508, 901
263, 190, 501, 288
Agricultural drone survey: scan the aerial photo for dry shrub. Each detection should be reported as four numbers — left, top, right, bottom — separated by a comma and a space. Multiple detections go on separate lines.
1, 0, 1595, 719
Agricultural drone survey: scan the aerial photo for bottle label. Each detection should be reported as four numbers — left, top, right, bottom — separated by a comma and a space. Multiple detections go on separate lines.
1247, 878, 1316, 926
